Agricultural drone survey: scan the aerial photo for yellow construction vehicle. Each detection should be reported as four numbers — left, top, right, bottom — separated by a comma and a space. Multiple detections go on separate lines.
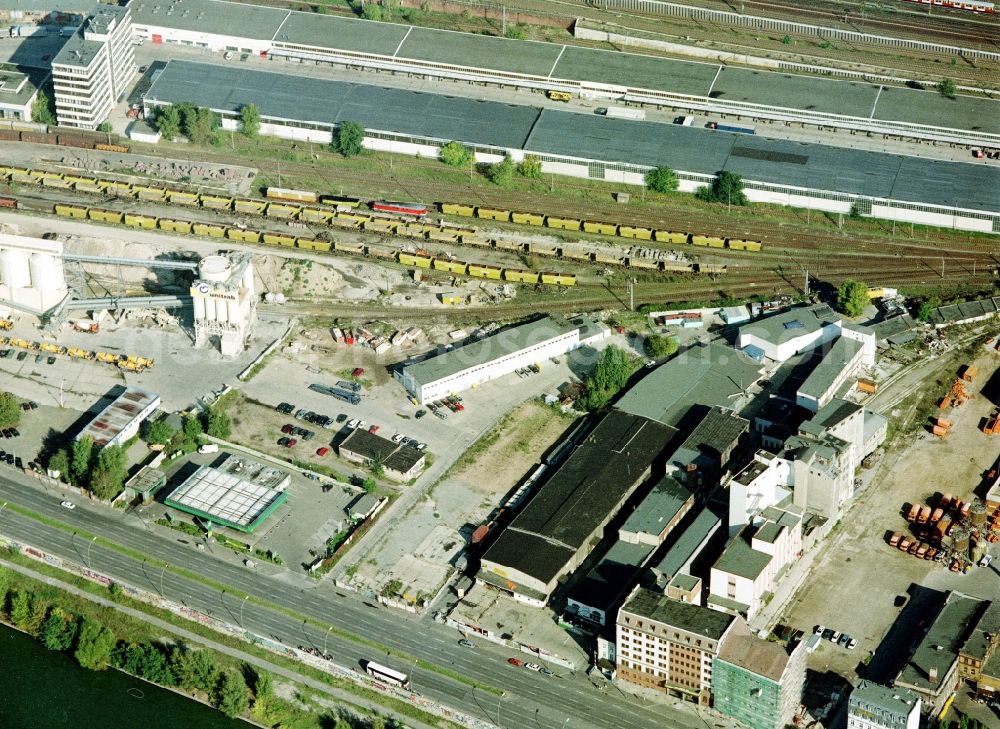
67, 347, 94, 360
8, 338, 34, 350
0, 319, 12, 331
38, 342, 67, 355
95, 351, 118, 364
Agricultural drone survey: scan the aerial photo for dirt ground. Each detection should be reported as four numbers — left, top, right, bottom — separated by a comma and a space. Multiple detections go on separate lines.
778, 339, 1000, 680
345, 400, 579, 601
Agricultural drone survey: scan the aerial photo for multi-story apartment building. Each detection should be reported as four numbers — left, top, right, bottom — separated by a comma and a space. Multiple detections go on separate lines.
52, 3, 135, 129
847, 681, 920, 729
616, 586, 739, 704
712, 620, 806, 729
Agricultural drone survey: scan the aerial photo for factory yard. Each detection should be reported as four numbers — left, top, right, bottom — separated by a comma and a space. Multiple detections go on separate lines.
777, 339, 1000, 682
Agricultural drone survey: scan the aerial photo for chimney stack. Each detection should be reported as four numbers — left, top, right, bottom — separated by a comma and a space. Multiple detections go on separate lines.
928, 667, 938, 684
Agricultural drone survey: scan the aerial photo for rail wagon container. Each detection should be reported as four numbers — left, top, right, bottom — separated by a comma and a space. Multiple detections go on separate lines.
398, 223, 428, 239
193, 223, 226, 238
200, 195, 234, 210
363, 219, 398, 234
584, 221, 618, 236
654, 230, 689, 245
296, 238, 332, 252
266, 187, 317, 204
441, 203, 476, 217
300, 207, 334, 223
664, 261, 695, 273
477, 207, 511, 222
594, 251, 623, 265
691, 235, 724, 247
460, 234, 491, 248
503, 269, 539, 284
330, 217, 362, 230
543, 272, 576, 286
468, 263, 502, 280
336, 212, 369, 224
0, 165, 14, 177
371, 201, 428, 216
262, 232, 296, 246
528, 242, 562, 257
167, 190, 200, 206
10, 170, 33, 185
29, 170, 60, 181
367, 246, 396, 261
428, 229, 461, 243
546, 216, 581, 231
707, 237, 726, 248
74, 181, 105, 194
105, 181, 133, 197
225, 227, 260, 243
625, 257, 660, 271
334, 241, 365, 255
433, 259, 468, 274
512, 211, 545, 226
63, 175, 97, 187
160, 218, 194, 234
265, 203, 301, 219
95, 143, 129, 153
235, 198, 267, 214
562, 247, 591, 261
125, 213, 157, 229
135, 186, 167, 201
319, 195, 362, 208
494, 239, 521, 252
398, 252, 428, 268
88, 208, 124, 223
726, 238, 761, 252
54, 204, 88, 219
695, 262, 727, 274
619, 226, 653, 240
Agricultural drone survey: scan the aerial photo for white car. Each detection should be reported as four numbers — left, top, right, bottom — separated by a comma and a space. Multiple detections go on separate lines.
392, 434, 404, 443
59, 500, 75, 510
524, 663, 542, 672
415, 442, 427, 451
224, 50, 234, 60
346, 419, 360, 429
980, 554, 993, 568
357, 421, 368, 431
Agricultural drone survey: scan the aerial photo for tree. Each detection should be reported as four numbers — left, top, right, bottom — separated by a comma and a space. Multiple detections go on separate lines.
485, 154, 515, 187
74, 619, 116, 670
645, 334, 679, 359
9, 589, 32, 628
240, 103, 260, 139
71, 436, 95, 485
253, 669, 273, 702
504, 24, 526, 40
439, 141, 472, 168
361, 3, 383, 21
917, 296, 941, 322
138, 644, 174, 684
154, 105, 181, 140
141, 419, 175, 446
0, 391, 19, 428
362, 476, 378, 493
644, 166, 679, 193
332, 120, 364, 157
90, 468, 121, 501
47, 449, 70, 481
836, 279, 869, 318
697, 171, 749, 206
517, 155, 542, 179
183, 413, 204, 442
583, 346, 635, 410
96, 444, 127, 489
172, 647, 219, 692
31, 90, 56, 125
41, 608, 78, 651
216, 671, 250, 718
96, 121, 112, 133
189, 107, 220, 145
205, 408, 231, 439
937, 78, 956, 98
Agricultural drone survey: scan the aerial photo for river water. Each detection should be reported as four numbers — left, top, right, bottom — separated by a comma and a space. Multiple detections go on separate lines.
0, 623, 253, 728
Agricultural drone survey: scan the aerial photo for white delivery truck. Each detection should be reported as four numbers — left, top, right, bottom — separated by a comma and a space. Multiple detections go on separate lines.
600, 106, 647, 121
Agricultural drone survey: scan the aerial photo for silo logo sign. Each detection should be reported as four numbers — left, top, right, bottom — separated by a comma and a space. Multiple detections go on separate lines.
196, 283, 211, 294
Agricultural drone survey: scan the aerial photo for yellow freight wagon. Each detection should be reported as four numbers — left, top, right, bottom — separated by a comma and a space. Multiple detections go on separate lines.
546, 216, 580, 231
495, 239, 523, 252
125, 213, 157, 229
135, 186, 167, 201
105, 182, 134, 197
594, 251, 623, 265
584, 221, 618, 236
235, 198, 267, 215
335, 212, 369, 224
363, 219, 397, 234
75, 181, 105, 194
64, 175, 100, 187
296, 238, 332, 252
225, 228, 260, 243
29, 170, 60, 181
654, 230, 689, 245
262, 232, 296, 246
562, 247, 590, 261
300, 207, 334, 223
158, 218, 191, 234
330, 218, 361, 230
541, 272, 577, 286
442, 203, 476, 217
503, 269, 539, 284
41, 176, 71, 189
527, 242, 561, 256
460, 234, 491, 248
54, 204, 88, 219
428, 229, 460, 243
11, 171, 34, 184
706, 237, 725, 248
433, 259, 468, 274
397, 224, 428, 239
265, 203, 300, 219
726, 239, 761, 252
334, 241, 365, 255
477, 208, 511, 222
512, 211, 545, 226
468, 264, 502, 280
0, 165, 13, 177
88, 208, 124, 223
691, 235, 724, 248
200, 195, 234, 210
193, 223, 226, 238
619, 226, 653, 240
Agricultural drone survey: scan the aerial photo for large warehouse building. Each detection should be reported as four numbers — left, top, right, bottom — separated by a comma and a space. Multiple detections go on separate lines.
478, 410, 677, 605
398, 316, 608, 404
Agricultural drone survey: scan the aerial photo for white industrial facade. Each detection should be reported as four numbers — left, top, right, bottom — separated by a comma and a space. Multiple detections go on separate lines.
399, 317, 606, 404
190, 252, 255, 356
0, 232, 68, 314
847, 682, 921, 729
52, 3, 135, 129
76, 388, 160, 449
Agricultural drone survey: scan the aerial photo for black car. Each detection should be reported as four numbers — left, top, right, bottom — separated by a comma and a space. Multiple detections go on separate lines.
276, 402, 295, 414
4, 454, 13, 465
415, 410, 427, 419
336, 413, 348, 423
0, 429, 10, 438
14, 457, 22, 469
47, 356, 56, 365
9, 428, 18, 438
16, 351, 27, 361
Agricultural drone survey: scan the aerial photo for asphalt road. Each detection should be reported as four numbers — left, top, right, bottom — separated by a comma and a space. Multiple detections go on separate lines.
0, 472, 712, 729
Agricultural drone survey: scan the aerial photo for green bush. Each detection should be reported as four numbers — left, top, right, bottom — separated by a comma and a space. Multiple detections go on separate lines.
332, 120, 364, 157
644, 167, 679, 193
517, 155, 542, 179
486, 155, 515, 187
439, 141, 472, 167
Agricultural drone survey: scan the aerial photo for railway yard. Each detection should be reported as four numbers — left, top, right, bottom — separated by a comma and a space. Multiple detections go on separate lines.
0, 1, 999, 728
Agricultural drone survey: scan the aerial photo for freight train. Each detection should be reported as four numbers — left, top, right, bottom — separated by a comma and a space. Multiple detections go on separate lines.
0, 126, 129, 153
900, 0, 993, 12
0, 166, 741, 273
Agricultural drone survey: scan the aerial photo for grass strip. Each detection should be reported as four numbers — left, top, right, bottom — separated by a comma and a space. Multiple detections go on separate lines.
1, 500, 503, 697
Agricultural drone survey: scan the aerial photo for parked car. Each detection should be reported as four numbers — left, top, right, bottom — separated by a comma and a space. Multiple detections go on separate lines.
539, 667, 553, 676
525, 663, 542, 672
347, 419, 360, 429
507, 658, 523, 667
847, 637, 858, 650
415, 442, 427, 451
829, 631, 842, 643
458, 639, 475, 648
392, 434, 404, 443
224, 50, 234, 60
837, 634, 851, 648
336, 414, 348, 423
980, 554, 993, 568
276, 402, 295, 414
316, 447, 330, 457
415, 410, 426, 419
46, 356, 56, 365
284, 438, 297, 448
281, 424, 295, 434
60, 500, 75, 510
368, 425, 380, 434
277, 437, 290, 446
16, 351, 27, 361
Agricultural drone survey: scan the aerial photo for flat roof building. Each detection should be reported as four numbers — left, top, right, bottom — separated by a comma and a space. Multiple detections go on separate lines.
76, 387, 160, 449
796, 337, 865, 413
398, 316, 606, 404
0, 64, 48, 121
338, 428, 425, 482
648, 506, 724, 594
478, 411, 677, 605
164, 456, 289, 533
847, 681, 921, 729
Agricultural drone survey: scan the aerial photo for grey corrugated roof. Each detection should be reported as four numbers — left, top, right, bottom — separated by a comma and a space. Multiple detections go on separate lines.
713, 527, 772, 581
132, 0, 288, 39
621, 587, 735, 639
653, 507, 722, 580
798, 337, 863, 400
739, 304, 838, 346
339, 428, 423, 472
801, 398, 861, 434
402, 317, 577, 387
567, 539, 655, 613
620, 476, 693, 537
896, 591, 980, 692
678, 406, 749, 456
849, 681, 920, 723
929, 296, 1000, 326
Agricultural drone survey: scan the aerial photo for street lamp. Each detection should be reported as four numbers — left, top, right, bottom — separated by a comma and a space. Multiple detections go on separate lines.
0, 502, 7, 518
323, 625, 332, 654
86, 536, 97, 569
160, 564, 166, 596
240, 594, 249, 628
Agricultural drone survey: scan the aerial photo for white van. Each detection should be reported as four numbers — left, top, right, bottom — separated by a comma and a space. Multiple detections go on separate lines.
198, 443, 219, 454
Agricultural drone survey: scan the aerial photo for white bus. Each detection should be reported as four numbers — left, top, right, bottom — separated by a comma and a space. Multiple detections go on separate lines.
364, 660, 410, 688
